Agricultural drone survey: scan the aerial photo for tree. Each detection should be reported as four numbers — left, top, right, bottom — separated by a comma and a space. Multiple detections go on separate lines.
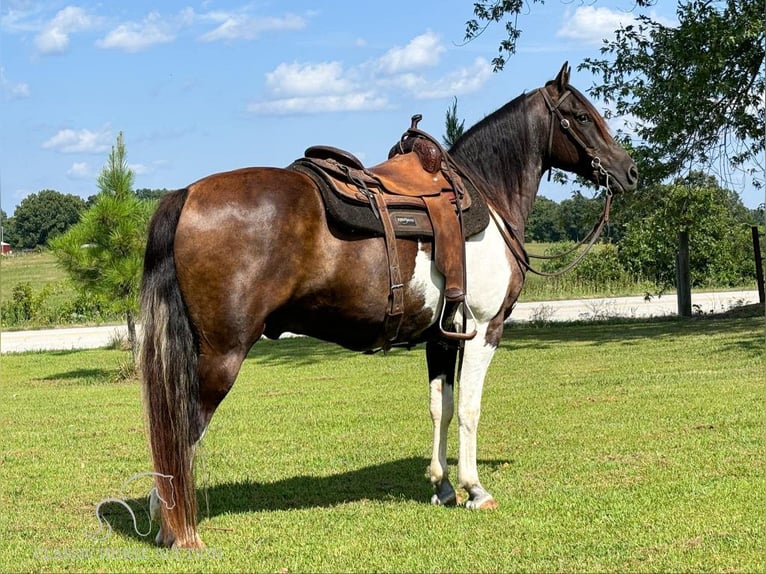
1, 209, 10, 246
558, 193, 603, 242
526, 195, 563, 242
51, 132, 152, 363
135, 188, 171, 201
581, 0, 765, 188
465, 1, 764, 190
617, 172, 757, 288
7, 190, 86, 248
443, 97, 466, 148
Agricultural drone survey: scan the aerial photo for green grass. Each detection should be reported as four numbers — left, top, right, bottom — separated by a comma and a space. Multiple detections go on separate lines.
1, 314, 763, 572
0, 251, 76, 309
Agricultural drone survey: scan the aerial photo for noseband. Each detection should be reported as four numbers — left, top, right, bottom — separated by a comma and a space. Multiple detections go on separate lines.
539, 87, 612, 193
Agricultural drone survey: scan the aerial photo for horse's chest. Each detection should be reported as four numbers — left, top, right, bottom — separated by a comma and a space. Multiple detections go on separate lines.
407, 224, 512, 326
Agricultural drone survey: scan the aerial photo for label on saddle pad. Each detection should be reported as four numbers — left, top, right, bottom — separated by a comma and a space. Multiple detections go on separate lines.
396, 215, 417, 227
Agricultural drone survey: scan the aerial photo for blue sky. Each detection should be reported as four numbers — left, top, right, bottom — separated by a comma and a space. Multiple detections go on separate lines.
1, 1, 760, 216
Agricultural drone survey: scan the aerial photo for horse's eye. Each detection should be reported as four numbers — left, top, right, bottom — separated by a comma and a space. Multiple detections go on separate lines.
575, 113, 591, 124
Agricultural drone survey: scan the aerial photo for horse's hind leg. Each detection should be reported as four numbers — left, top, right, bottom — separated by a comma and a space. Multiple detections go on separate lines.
426, 341, 457, 506
150, 345, 250, 547
196, 346, 252, 434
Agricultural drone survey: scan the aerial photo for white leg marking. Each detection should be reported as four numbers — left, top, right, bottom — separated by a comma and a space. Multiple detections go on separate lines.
456, 323, 499, 508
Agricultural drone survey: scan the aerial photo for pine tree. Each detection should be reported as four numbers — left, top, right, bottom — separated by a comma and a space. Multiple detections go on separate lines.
51, 132, 152, 364
443, 97, 465, 148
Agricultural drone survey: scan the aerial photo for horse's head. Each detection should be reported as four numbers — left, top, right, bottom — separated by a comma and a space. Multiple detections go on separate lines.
541, 63, 638, 193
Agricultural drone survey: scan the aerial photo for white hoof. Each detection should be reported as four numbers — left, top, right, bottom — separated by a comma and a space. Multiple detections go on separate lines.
464, 486, 498, 510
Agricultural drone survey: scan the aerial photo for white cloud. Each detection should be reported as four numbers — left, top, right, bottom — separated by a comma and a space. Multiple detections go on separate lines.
265, 61, 353, 97
557, 6, 635, 45
97, 11, 176, 52
34, 6, 98, 55
67, 161, 93, 179
248, 32, 487, 115
1, 5, 40, 34
376, 31, 445, 73
43, 126, 113, 153
411, 58, 492, 99
248, 92, 388, 115
129, 162, 149, 175
10, 81, 30, 98
199, 12, 305, 42
0, 67, 30, 99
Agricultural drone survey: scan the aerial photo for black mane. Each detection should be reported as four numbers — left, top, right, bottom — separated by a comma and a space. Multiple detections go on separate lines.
449, 90, 542, 220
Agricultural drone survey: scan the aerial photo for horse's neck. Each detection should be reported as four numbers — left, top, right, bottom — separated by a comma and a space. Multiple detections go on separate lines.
454, 144, 544, 240
506, 171, 542, 239
452, 95, 547, 239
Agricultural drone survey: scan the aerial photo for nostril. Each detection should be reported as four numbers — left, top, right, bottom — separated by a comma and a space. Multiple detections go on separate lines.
628, 164, 638, 183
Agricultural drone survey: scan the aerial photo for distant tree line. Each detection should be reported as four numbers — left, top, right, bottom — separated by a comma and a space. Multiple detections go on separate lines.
527, 178, 761, 245
1, 187, 169, 250
527, 172, 763, 289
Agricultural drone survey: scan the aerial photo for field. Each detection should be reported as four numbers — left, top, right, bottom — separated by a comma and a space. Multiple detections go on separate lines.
0, 251, 71, 307
1, 312, 763, 572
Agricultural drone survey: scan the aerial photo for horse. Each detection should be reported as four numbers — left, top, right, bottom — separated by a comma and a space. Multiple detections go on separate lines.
140, 62, 638, 548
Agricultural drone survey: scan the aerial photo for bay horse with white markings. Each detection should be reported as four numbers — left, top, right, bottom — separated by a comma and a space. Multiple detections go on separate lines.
140, 63, 637, 548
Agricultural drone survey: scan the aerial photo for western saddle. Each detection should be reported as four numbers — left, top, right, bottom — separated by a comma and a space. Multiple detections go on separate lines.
289, 116, 488, 344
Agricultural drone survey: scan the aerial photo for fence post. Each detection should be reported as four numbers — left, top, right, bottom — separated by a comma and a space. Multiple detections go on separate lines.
676, 229, 692, 317
752, 226, 765, 304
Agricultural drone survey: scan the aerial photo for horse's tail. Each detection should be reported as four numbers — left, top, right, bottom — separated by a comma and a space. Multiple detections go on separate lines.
139, 188, 200, 546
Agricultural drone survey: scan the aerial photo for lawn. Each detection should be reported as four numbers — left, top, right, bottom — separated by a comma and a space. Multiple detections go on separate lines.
0, 314, 763, 572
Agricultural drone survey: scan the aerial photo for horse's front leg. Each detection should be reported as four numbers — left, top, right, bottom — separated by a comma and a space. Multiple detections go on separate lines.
426, 341, 457, 506
457, 324, 499, 510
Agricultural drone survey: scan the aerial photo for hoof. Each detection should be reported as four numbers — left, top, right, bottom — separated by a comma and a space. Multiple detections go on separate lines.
430, 492, 457, 506
172, 532, 205, 549
465, 496, 498, 510
431, 480, 457, 506
464, 486, 498, 510
155, 526, 175, 548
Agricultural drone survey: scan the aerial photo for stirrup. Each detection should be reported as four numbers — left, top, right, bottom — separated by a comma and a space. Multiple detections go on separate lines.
438, 298, 477, 341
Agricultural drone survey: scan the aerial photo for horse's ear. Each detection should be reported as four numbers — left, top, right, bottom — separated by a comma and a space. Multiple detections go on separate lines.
555, 61, 570, 92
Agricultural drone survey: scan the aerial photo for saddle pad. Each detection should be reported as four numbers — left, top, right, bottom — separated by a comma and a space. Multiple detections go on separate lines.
289, 159, 490, 239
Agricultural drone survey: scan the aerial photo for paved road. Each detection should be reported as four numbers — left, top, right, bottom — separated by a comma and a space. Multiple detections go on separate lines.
1, 290, 759, 354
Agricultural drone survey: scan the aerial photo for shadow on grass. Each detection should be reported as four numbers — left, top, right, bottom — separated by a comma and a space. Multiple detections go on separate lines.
41, 367, 115, 382
502, 314, 764, 355
100, 456, 508, 545
246, 335, 424, 367
246, 313, 764, 369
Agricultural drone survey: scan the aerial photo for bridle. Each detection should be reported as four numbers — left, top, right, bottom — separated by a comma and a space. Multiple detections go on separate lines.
539, 86, 616, 196
488, 87, 615, 277
540, 87, 600, 169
